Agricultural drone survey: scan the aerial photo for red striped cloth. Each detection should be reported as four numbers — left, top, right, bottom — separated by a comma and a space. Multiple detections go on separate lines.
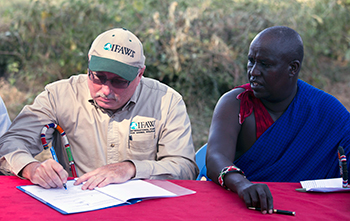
235, 83, 274, 139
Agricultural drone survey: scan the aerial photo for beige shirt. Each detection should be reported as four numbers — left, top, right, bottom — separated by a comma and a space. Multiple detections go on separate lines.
0, 75, 198, 179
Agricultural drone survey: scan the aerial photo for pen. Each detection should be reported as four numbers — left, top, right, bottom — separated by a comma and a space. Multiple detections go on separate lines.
248, 207, 296, 216
295, 188, 306, 192
49, 145, 67, 190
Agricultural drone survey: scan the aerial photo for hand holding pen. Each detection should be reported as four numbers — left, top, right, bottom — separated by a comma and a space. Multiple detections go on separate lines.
249, 207, 295, 216
21, 160, 68, 189
48, 145, 67, 189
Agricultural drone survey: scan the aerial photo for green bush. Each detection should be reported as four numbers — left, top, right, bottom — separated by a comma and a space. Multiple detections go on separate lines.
1, 0, 350, 148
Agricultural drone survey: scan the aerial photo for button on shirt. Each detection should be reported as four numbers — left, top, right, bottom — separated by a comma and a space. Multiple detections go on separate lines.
0, 75, 198, 180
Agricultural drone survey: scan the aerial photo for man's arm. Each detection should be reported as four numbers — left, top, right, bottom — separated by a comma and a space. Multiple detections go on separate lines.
0, 87, 68, 188
206, 89, 273, 214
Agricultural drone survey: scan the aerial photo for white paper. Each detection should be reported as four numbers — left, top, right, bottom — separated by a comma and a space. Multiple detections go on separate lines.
19, 180, 123, 213
97, 180, 176, 202
300, 178, 350, 192
18, 179, 186, 214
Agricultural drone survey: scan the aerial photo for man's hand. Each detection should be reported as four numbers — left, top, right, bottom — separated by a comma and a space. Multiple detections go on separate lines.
74, 161, 136, 190
21, 160, 68, 189
236, 181, 273, 214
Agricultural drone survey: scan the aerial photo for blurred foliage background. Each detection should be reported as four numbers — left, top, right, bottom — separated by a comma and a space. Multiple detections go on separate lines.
0, 0, 350, 150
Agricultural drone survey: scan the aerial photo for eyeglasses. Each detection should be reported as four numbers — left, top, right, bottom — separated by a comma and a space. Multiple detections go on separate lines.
88, 69, 130, 89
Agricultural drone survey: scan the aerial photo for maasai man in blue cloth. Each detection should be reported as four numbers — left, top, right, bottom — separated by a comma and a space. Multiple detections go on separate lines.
206, 26, 350, 215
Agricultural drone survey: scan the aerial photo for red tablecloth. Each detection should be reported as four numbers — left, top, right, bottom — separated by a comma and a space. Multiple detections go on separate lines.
0, 176, 348, 220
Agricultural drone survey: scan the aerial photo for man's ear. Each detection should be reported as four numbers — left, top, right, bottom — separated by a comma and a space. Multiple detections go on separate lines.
289, 60, 300, 77
139, 66, 146, 77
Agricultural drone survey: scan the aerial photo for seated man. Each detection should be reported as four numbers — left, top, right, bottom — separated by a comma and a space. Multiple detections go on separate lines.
206, 26, 350, 214
0, 28, 198, 189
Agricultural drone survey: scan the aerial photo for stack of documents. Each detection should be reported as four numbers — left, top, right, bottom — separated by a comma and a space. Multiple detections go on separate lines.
298, 178, 350, 193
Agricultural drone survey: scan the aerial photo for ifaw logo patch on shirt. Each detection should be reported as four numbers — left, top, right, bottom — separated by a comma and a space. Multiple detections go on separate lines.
129, 117, 156, 136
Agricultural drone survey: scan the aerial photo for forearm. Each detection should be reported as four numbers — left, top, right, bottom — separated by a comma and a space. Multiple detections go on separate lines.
1, 150, 39, 176
0, 129, 44, 176
206, 151, 234, 183
206, 150, 251, 191
131, 157, 198, 180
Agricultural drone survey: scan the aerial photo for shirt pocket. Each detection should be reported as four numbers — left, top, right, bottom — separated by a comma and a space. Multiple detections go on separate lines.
128, 133, 157, 160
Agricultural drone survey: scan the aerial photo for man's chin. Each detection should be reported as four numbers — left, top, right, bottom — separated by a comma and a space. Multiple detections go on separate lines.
96, 101, 119, 110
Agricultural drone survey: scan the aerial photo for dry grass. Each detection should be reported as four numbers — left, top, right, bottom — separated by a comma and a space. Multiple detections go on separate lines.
324, 82, 350, 111
0, 79, 31, 120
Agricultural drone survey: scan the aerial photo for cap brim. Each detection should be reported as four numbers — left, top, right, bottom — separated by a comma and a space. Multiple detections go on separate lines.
89, 55, 139, 82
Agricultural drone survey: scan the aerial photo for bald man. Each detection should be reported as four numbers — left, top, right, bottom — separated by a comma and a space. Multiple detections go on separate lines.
206, 26, 350, 214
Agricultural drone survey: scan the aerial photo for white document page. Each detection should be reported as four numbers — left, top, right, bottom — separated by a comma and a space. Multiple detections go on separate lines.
97, 180, 177, 202
301, 178, 342, 189
19, 180, 123, 214
18, 179, 182, 214
300, 177, 350, 192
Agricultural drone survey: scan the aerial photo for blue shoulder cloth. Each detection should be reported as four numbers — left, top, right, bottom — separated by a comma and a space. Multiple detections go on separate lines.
234, 80, 350, 182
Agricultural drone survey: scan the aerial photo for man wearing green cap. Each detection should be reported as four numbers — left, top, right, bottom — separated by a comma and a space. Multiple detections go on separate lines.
0, 28, 198, 190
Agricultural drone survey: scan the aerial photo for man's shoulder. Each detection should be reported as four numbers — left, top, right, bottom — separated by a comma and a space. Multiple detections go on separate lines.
298, 79, 342, 104
219, 87, 246, 104
140, 77, 182, 98
45, 74, 87, 91
212, 88, 245, 117
297, 79, 349, 116
230, 87, 246, 96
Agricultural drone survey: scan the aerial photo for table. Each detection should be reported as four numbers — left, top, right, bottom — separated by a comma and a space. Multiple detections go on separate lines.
0, 176, 348, 220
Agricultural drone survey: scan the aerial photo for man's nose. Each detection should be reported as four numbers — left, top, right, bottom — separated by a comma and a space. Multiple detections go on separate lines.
250, 63, 261, 76
100, 81, 113, 94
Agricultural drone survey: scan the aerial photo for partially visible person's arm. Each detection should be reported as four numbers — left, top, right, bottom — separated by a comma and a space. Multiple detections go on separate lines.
0, 96, 11, 137
206, 89, 273, 214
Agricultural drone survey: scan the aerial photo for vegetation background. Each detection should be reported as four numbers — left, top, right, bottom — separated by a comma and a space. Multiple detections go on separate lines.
0, 0, 350, 160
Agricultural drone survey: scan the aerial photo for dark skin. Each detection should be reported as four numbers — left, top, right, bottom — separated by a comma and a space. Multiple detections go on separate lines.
206, 27, 301, 214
